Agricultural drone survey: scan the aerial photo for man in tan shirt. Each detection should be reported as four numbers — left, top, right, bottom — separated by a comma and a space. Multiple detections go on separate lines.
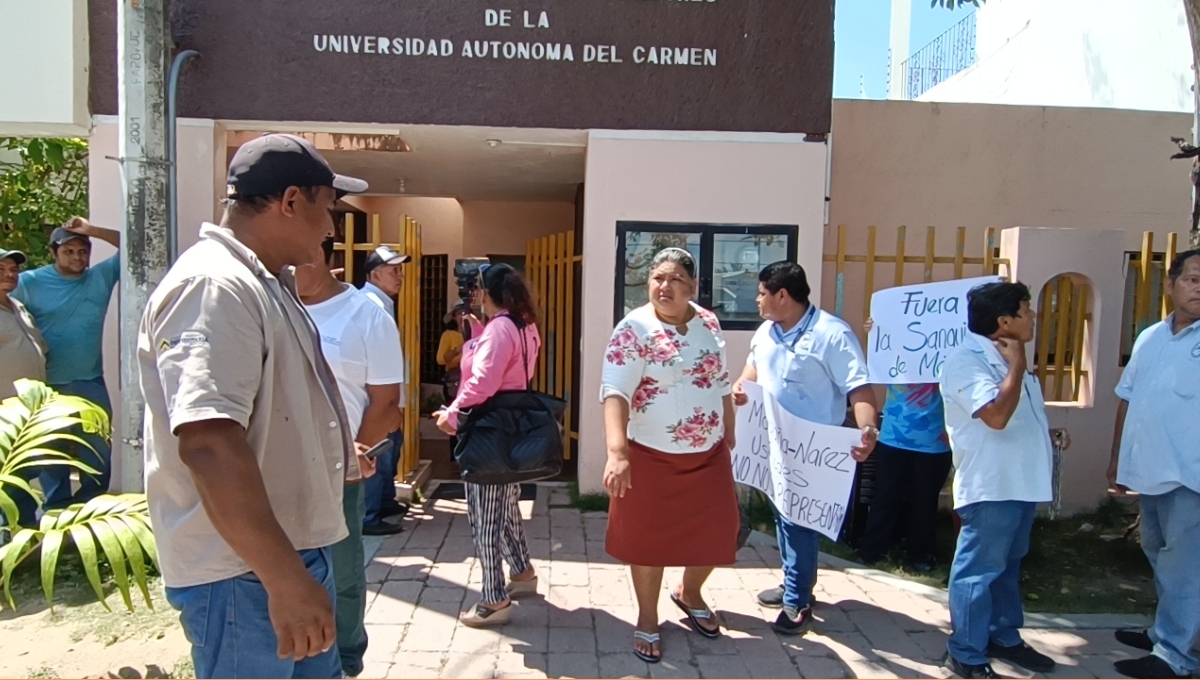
0, 248, 48, 529
0, 248, 47, 399
138, 134, 368, 679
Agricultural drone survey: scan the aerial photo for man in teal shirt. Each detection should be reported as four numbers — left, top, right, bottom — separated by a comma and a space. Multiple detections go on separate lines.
12, 217, 120, 516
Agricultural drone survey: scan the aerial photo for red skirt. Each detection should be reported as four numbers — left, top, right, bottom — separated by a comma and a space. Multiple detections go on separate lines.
605, 439, 739, 567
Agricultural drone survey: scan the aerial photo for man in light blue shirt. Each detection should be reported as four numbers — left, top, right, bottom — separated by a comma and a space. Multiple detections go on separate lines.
12, 218, 120, 514
732, 262, 878, 636
1108, 249, 1200, 680
940, 281, 1067, 679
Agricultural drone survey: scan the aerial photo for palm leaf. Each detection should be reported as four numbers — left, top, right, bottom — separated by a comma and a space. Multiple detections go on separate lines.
118, 515, 159, 571
0, 382, 154, 612
65, 523, 108, 611
90, 514, 132, 611
33, 495, 157, 612
0, 527, 39, 609
103, 517, 152, 609
38, 528, 64, 609
0, 491, 19, 530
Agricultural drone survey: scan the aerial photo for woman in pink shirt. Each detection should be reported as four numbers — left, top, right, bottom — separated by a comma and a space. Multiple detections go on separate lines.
436, 263, 541, 627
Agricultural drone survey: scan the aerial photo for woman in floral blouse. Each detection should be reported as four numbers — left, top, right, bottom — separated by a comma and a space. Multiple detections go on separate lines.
601, 247, 739, 664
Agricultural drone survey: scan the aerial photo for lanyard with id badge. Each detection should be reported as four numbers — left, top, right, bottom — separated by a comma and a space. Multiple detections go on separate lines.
772, 305, 820, 387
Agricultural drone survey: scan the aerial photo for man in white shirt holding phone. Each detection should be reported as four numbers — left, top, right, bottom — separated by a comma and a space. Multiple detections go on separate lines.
297, 240, 404, 678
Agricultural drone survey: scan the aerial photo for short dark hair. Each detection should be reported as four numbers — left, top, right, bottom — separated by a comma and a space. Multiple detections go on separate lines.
758, 261, 810, 304
1168, 248, 1200, 281
482, 263, 540, 327
967, 281, 1031, 336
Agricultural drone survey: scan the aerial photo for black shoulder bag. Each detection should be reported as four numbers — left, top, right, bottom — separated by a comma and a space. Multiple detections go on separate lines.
452, 317, 566, 485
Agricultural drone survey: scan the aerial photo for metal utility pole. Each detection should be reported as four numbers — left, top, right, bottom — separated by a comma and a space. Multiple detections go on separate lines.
117, 0, 170, 492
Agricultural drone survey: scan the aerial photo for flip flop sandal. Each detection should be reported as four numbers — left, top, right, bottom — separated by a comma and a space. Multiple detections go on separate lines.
669, 591, 721, 639
633, 630, 662, 664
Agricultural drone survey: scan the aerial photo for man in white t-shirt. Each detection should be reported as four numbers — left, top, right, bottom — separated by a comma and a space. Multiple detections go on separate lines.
939, 281, 1069, 679
297, 242, 403, 678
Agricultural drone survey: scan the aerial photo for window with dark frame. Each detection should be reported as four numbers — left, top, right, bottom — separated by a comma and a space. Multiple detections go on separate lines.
614, 221, 799, 331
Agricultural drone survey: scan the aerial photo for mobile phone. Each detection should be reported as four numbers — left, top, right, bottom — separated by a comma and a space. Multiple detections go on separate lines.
362, 439, 391, 460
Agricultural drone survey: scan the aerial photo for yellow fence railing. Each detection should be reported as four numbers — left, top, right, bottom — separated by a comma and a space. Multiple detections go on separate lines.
525, 231, 581, 459
823, 225, 1010, 347
1034, 276, 1091, 403
334, 213, 423, 477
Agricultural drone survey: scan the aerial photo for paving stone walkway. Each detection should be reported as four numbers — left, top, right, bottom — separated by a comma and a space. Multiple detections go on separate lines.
359, 484, 1142, 679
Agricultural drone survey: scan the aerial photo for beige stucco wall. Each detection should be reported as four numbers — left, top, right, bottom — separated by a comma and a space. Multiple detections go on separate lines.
577, 130, 830, 495
90, 117, 225, 490
343, 196, 574, 305
461, 201, 575, 258
824, 99, 1193, 329
0, 0, 89, 136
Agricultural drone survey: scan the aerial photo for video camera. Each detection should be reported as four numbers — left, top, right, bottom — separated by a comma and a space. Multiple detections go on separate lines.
454, 258, 490, 303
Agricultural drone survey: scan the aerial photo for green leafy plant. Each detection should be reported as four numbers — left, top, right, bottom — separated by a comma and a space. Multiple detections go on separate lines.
0, 379, 157, 612
0, 137, 89, 268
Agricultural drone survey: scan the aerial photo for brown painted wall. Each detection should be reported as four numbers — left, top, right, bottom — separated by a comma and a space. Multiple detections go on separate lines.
90, 0, 833, 134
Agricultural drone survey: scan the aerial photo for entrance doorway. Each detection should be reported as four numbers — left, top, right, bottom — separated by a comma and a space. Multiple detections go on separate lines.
228, 124, 587, 484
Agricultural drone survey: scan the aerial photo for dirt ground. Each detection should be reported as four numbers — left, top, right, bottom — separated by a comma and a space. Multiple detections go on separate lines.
0, 574, 191, 679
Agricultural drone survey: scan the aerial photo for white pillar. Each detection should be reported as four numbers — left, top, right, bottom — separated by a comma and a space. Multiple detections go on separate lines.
887, 0, 913, 99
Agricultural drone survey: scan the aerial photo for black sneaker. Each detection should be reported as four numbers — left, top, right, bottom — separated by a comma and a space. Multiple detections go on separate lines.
770, 606, 812, 636
986, 641, 1055, 673
944, 653, 1002, 678
1115, 629, 1154, 652
362, 521, 404, 536
757, 586, 784, 608
1114, 655, 1190, 679
381, 504, 409, 519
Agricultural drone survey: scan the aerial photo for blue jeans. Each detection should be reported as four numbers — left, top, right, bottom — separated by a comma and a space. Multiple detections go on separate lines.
947, 500, 1036, 666
45, 377, 113, 509
776, 515, 820, 611
1141, 487, 1200, 675
165, 547, 342, 679
332, 483, 368, 676
9, 377, 113, 527
363, 430, 403, 526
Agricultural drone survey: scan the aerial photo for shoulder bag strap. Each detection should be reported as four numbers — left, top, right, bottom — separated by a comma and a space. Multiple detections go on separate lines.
516, 319, 533, 391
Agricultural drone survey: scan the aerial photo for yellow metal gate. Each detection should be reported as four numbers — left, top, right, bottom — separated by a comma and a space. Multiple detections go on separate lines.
525, 231, 581, 458
333, 213, 423, 478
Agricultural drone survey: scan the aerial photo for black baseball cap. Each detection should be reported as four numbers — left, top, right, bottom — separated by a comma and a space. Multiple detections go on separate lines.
0, 248, 27, 265
49, 227, 90, 248
363, 246, 410, 277
226, 133, 368, 199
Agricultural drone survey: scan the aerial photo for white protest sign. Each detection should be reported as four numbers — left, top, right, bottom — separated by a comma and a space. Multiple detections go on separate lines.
866, 275, 1000, 384
732, 381, 861, 541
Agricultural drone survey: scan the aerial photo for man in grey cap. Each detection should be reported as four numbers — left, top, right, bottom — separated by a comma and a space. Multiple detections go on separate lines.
359, 245, 410, 531
360, 245, 409, 319
0, 248, 48, 528
12, 217, 121, 514
139, 133, 368, 678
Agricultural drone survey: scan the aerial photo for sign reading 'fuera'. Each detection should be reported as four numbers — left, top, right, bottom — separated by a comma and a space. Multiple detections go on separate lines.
89, 0, 833, 133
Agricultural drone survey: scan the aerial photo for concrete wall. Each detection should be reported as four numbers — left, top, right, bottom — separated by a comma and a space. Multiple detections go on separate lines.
824, 99, 1193, 328
919, 0, 1193, 113
461, 201, 575, 259
342, 196, 574, 305
0, 0, 89, 136
89, 117, 225, 490
577, 130, 830, 494
1001, 227, 1127, 510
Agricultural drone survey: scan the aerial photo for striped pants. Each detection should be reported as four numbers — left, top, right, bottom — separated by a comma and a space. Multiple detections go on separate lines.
466, 482, 533, 604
